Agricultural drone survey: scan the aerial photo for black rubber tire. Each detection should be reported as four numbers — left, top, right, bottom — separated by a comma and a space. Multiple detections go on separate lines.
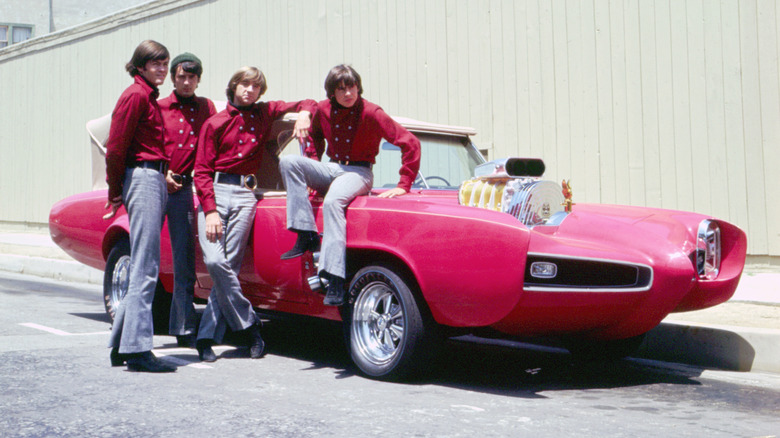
103, 239, 130, 322
102, 238, 171, 334
341, 265, 435, 381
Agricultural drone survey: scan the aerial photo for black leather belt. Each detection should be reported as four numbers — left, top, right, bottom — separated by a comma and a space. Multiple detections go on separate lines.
332, 160, 371, 168
171, 173, 193, 185
215, 172, 257, 190
130, 160, 168, 174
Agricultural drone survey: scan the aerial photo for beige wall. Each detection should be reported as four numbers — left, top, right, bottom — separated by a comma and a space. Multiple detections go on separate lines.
0, 0, 778, 259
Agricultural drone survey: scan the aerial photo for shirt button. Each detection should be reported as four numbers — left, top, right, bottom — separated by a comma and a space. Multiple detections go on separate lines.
190, 118, 195, 122
334, 110, 338, 114
251, 138, 256, 142
239, 140, 243, 144
240, 126, 243, 130
179, 118, 184, 122
190, 131, 194, 135
348, 126, 352, 130
238, 153, 243, 157
250, 127, 255, 131
335, 137, 339, 141
346, 139, 350, 143
178, 144, 183, 148
190, 144, 195, 148
190, 108, 195, 112
335, 124, 339, 128
179, 130, 184, 134
250, 114, 255, 118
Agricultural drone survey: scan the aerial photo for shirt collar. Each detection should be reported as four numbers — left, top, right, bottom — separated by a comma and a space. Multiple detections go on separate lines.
227, 101, 256, 115
171, 92, 197, 106
330, 96, 363, 114
134, 74, 160, 100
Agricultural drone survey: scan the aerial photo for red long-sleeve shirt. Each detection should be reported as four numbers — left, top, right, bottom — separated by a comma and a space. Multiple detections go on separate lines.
307, 98, 421, 191
194, 99, 317, 212
105, 75, 166, 200
158, 92, 217, 175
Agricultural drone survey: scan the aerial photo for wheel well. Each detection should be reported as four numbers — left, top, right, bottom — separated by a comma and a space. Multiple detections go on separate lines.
102, 228, 129, 261
347, 249, 436, 324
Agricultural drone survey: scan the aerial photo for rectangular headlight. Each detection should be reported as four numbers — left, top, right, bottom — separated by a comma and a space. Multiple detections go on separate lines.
530, 261, 558, 279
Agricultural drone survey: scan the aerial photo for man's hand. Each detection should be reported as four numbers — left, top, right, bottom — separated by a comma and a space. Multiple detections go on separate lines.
204, 210, 223, 243
377, 187, 408, 198
103, 196, 123, 220
166, 170, 182, 193
293, 110, 312, 143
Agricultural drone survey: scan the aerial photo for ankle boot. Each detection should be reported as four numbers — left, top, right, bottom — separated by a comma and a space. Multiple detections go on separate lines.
280, 231, 320, 260
126, 351, 177, 373
110, 347, 126, 367
248, 322, 266, 359
196, 339, 217, 362
323, 275, 346, 306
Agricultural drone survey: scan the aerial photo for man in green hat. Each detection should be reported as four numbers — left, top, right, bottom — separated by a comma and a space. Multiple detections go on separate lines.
158, 52, 217, 347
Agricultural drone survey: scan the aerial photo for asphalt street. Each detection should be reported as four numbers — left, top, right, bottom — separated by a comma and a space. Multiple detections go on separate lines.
1, 272, 779, 438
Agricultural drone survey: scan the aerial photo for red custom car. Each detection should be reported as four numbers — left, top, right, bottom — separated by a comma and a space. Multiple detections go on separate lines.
49, 115, 747, 380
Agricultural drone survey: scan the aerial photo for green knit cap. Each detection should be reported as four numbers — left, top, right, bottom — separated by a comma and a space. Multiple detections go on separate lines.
170, 52, 202, 73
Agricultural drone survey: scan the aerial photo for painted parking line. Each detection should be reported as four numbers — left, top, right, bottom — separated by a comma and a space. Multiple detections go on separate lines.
18, 322, 214, 369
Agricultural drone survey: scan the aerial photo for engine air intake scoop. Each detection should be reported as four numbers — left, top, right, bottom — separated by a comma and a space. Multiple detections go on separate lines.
474, 158, 546, 178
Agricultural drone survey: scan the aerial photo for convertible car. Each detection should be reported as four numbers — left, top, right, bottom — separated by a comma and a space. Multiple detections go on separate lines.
49, 112, 747, 380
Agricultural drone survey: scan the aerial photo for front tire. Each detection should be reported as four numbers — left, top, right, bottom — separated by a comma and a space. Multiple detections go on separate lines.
342, 265, 435, 380
102, 238, 171, 334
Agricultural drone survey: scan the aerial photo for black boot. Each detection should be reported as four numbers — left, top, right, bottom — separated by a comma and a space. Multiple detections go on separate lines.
323, 274, 346, 306
196, 339, 217, 362
110, 347, 126, 367
125, 351, 177, 373
248, 322, 266, 359
280, 231, 320, 260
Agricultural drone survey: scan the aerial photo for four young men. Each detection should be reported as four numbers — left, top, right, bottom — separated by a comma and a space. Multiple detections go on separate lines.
105, 41, 420, 372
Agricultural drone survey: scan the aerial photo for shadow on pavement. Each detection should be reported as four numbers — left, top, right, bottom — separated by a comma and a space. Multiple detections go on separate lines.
240, 315, 713, 398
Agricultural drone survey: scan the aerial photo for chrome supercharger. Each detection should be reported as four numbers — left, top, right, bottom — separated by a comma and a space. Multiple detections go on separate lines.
458, 157, 567, 227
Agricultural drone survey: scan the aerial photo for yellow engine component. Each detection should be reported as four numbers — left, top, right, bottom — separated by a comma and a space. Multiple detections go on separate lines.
458, 178, 510, 211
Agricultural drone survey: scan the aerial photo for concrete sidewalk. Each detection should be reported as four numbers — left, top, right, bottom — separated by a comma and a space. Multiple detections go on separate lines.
0, 228, 778, 373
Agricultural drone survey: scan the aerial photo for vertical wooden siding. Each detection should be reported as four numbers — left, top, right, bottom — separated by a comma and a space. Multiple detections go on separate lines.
0, 0, 777, 256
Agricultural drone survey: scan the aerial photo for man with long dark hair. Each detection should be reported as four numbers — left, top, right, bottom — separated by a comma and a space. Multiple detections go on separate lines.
105, 40, 177, 372
279, 64, 421, 306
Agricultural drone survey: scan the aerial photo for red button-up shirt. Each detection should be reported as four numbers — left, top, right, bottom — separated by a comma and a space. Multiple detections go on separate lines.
105, 75, 166, 200
158, 92, 217, 175
307, 98, 421, 191
195, 99, 317, 212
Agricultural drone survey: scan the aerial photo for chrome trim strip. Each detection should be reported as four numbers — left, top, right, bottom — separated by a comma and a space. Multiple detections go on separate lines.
523, 252, 654, 293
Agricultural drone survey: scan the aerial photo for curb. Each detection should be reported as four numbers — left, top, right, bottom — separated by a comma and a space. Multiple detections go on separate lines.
640, 321, 780, 374
0, 254, 103, 285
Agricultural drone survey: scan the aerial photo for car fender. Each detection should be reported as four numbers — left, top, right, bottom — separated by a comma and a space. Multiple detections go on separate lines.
345, 196, 531, 327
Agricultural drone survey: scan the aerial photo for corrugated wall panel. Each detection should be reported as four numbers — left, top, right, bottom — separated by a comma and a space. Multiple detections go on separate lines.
0, 0, 778, 257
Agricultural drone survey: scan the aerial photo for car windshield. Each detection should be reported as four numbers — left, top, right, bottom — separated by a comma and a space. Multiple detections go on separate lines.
375, 133, 484, 190
278, 130, 484, 191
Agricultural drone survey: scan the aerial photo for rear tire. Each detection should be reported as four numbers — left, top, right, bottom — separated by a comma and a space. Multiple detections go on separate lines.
103, 238, 171, 334
341, 265, 436, 381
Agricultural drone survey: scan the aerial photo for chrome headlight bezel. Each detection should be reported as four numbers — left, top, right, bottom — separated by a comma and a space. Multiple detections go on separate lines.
695, 219, 721, 280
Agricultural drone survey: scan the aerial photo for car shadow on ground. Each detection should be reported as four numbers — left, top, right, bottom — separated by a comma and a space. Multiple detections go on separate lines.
70, 312, 112, 324
234, 315, 709, 398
